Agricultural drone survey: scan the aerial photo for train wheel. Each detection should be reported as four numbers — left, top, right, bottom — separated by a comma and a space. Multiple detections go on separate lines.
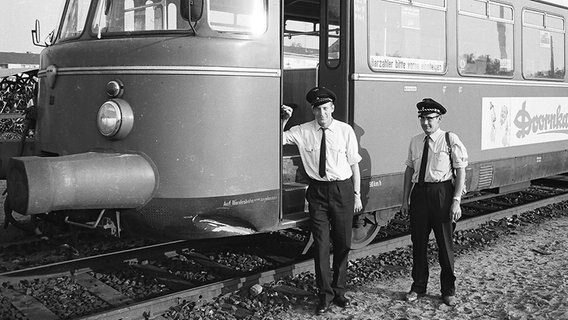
351, 212, 380, 250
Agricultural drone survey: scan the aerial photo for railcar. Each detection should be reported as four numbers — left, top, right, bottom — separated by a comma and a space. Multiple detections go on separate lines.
2, 0, 568, 248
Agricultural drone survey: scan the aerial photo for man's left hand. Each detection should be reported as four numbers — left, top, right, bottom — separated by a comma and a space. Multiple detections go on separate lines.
450, 201, 462, 222
354, 196, 362, 213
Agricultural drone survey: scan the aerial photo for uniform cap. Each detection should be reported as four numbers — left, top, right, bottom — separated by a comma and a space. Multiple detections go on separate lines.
417, 98, 446, 115
306, 87, 336, 107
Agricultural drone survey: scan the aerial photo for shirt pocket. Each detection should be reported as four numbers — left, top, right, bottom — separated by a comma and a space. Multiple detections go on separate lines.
304, 146, 319, 164
329, 145, 347, 167
433, 150, 451, 174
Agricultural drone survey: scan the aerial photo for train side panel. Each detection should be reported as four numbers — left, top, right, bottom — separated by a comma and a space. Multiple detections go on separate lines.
350, 0, 568, 214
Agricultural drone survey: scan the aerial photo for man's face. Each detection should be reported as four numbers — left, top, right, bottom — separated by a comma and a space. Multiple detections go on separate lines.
313, 102, 334, 127
418, 112, 441, 135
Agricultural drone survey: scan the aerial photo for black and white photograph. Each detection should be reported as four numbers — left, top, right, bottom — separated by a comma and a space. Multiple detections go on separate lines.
1, 1, 568, 319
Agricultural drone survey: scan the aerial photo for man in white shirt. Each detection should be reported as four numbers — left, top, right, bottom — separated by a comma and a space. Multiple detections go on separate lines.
281, 87, 362, 315
401, 98, 468, 307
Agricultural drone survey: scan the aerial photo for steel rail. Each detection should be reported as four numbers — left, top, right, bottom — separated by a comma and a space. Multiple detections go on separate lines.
0, 234, 270, 283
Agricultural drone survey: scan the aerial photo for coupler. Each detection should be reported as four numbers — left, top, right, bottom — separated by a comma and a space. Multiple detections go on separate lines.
7, 152, 157, 214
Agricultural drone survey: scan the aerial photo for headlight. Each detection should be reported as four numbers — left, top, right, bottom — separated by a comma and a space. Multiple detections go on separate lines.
97, 99, 134, 139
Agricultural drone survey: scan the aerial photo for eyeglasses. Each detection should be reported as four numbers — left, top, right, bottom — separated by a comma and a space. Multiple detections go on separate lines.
418, 115, 440, 121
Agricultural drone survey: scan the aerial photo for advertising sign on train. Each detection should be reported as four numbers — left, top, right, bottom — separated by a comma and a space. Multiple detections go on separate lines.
481, 97, 568, 150
369, 56, 445, 73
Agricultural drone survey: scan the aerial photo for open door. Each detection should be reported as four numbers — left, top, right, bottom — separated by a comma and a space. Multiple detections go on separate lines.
281, 1, 320, 227
281, 0, 379, 249
317, 0, 351, 123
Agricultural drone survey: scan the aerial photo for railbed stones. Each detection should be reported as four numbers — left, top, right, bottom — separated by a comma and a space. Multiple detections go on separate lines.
164, 200, 568, 320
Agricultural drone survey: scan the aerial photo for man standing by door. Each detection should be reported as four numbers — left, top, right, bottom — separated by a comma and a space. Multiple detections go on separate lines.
401, 98, 468, 306
281, 87, 362, 315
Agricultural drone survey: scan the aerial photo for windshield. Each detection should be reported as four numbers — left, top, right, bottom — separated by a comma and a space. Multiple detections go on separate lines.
56, 0, 268, 41
208, 0, 267, 34
88, 0, 267, 36
91, 0, 191, 34
59, 0, 91, 41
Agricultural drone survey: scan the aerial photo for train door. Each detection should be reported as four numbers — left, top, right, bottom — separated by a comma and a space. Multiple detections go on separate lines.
281, 1, 378, 248
281, 1, 320, 225
317, 0, 351, 123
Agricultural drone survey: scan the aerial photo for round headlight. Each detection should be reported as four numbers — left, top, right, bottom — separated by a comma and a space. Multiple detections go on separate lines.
97, 99, 134, 139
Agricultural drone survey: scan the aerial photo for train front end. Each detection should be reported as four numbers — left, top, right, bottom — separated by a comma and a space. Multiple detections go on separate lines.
7, 0, 283, 239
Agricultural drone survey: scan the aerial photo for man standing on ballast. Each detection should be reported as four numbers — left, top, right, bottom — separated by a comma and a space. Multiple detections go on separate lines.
281, 87, 362, 315
401, 98, 468, 307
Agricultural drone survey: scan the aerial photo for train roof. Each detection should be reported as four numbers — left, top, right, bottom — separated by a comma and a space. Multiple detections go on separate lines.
283, 1, 568, 22
532, 0, 568, 9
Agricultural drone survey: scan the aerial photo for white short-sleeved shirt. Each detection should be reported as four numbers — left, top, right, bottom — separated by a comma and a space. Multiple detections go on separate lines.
405, 129, 468, 184
284, 119, 362, 181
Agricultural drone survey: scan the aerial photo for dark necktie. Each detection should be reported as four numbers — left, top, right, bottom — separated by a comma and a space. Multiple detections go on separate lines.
418, 136, 429, 184
319, 128, 327, 177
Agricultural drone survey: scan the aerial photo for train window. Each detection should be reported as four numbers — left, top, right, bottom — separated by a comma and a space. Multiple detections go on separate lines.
284, 20, 320, 69
208, 0, 267, 35
457, 1, 514, 77
327, 0, 341, 68
367, 0, 447, 74
414, 0, 445, 7
59, 0, 91, 41
547, 15, 564, 31
524, 11, 544, 28
522, 10, 565, 80
489, 3, 512, 21
91, 0, 191, 34
459, 0, 486, 16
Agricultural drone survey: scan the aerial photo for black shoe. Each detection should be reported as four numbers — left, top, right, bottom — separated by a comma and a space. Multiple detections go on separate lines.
406, 291, 425, 302
442, 295, 456, 306
316, 301, 331, 315
332, 296, 350, 308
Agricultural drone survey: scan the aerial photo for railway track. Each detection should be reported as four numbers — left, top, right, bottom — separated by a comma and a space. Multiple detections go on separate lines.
1, 175, 567, 320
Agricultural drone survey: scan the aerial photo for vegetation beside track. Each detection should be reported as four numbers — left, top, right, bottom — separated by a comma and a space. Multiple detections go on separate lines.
0, 71, 37, 140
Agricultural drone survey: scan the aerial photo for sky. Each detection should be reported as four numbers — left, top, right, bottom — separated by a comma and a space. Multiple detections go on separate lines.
1, 0, 66, 54
2, 0, 568, 54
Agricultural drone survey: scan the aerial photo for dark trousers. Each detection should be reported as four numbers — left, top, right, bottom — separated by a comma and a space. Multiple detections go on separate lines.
409, 180, 456, 296
306, 179, 354, 304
